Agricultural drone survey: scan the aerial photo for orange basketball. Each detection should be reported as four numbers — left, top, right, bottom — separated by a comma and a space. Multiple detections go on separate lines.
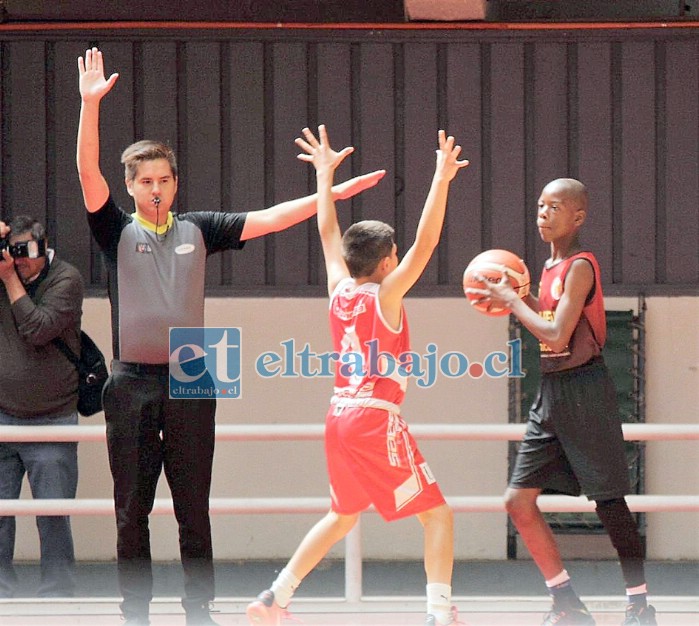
462, 249, 531, 317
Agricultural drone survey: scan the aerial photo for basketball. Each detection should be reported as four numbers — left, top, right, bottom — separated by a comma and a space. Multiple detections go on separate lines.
462, 249, 531, 316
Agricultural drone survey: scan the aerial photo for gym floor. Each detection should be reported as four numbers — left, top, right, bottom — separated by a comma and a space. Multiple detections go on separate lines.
0, 560, 697, 625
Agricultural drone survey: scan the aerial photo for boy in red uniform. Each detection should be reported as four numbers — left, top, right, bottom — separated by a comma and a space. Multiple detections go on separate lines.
467, 178, 656, 626
246, 125, 469, 626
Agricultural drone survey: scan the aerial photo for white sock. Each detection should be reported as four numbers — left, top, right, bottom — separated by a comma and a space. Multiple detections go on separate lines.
426, 582, 452, 623
270, 567, 301, 609
626, 583, 648, 596
545, 569, 571, 588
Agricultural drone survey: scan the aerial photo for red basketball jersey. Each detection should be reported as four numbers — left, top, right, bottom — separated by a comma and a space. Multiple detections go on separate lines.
329, 277, 410, 406
537, 251, 607, 373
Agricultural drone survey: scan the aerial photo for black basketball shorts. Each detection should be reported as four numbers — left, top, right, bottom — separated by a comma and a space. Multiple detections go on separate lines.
509, 357, 631, 500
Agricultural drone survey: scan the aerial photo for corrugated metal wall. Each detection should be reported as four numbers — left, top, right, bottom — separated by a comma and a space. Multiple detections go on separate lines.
0, 25, 697, 295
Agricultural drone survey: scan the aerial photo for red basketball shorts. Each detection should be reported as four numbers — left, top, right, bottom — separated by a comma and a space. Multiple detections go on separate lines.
324, 404, 446, 521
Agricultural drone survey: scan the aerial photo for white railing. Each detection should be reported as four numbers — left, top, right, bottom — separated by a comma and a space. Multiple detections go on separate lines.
0, 422, 697, 602
1, 422, 698, 442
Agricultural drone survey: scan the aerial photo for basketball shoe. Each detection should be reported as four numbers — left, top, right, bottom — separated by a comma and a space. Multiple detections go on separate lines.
246, 589, 301, 625
541, 605, 596, 625
183, 600, 221, 625
622, 604, 657, 625
425, 605, 467, 625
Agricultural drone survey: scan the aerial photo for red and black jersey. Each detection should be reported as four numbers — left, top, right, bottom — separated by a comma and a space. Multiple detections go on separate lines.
537, 251, 606, 373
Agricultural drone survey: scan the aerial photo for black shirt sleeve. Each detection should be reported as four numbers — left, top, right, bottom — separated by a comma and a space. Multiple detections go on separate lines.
86, 195, 132, 258
182, 211, 248, 255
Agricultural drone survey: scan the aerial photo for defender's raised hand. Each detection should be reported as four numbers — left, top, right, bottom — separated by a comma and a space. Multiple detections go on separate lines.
434, 129, 470, 182
295, 125, 354, 176
78, 47, 119, 103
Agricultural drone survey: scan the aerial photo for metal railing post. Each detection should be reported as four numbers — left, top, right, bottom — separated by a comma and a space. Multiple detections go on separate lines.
344, 517, 363, 603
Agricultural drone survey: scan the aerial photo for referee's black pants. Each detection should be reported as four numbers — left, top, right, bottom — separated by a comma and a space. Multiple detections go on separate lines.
103, 361, 217, 620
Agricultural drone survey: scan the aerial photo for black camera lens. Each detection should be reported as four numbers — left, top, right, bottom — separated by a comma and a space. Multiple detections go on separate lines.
0, 239, 46, 259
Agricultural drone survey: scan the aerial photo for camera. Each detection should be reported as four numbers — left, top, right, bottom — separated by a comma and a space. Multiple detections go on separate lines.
0, 238, 47, 259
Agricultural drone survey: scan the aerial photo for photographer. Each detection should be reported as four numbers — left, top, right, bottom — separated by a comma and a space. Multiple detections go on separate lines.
0, 216, 83, 598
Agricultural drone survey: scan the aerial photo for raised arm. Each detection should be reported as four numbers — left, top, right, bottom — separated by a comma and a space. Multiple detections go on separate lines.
294, 125, 354, 295
240, 169, 385, 241
76, 47, 119, 213
380, 130, 469, 312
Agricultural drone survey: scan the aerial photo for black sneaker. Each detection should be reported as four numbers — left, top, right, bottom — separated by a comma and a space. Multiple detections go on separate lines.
542, 605, 596, 625
185, 601, 221, 625
622, 604, 657, 626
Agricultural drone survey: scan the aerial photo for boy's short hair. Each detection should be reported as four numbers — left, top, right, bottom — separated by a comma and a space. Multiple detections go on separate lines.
342, 220, 395, 278
121, 140, 178, 182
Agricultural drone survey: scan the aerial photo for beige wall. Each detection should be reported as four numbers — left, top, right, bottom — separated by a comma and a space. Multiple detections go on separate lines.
12, 296, 699, 562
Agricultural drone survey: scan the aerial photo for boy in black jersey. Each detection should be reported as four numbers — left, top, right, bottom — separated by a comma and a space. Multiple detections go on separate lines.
467, 178, 656, 626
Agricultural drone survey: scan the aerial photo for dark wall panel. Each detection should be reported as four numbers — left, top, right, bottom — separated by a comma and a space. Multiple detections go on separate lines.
8, 42, 46, 224
0, 26, 697, 297
663, 40, 699, 284
531, 42, 569, 183
445, 43, 483, 285
357, 43, 397, 228
404, 43, 439, 283
530, 42, 570, 277
0, 45, 4, 221
619, 41, 658, 285
183, 42, 224, 285
271, 42, 310, 286
488, 43, 527, 258
140, 42, 179, 154
227, 41, 266, 288
54, 41, 90, 279
576, 42, 615, 285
